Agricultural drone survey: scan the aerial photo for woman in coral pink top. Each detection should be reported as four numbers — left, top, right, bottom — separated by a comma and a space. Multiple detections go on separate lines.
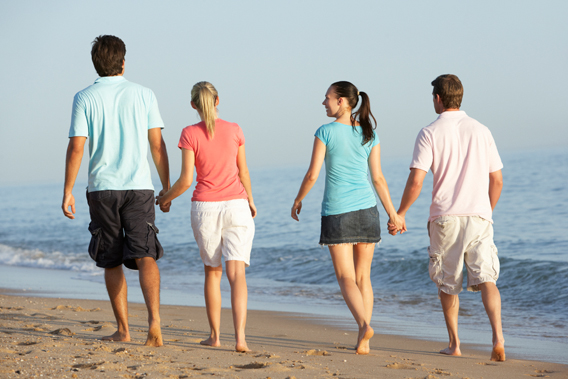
157, 81, 256, 352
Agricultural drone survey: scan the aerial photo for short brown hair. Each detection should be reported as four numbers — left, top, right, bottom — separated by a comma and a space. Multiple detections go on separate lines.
91, 35, 126, 77
431, 74, 463, 109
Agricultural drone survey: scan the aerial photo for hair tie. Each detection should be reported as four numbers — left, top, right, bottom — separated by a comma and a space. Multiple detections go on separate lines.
357, 91, 360, 96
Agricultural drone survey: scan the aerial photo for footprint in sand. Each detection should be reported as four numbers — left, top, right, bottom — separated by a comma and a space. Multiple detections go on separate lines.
49, 328, 74, 336
254, 353, 280, 358
335, 346, 350, 350
17, 341, 40, 346
530, 370, 554, 378
304, 349, 331, 356
232, 362, 271, 369
385, 362, 418, 370
432, 368, 452, 376
52, 305, 101, 312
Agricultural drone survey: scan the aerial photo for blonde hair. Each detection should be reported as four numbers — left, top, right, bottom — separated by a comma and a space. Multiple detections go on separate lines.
191, 81, 218, 138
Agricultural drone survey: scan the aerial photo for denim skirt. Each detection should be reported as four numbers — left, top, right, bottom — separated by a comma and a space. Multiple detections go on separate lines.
319, 206, 381, 246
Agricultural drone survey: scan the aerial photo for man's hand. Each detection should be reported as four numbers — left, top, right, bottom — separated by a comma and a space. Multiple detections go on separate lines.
62, 193, 76, 219
156, 188, 171, 213
387, 213, 407, 235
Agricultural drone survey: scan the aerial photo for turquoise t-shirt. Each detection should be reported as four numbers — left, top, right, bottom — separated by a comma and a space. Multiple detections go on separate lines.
69, 76, 164, 192
315, 122, 380, 216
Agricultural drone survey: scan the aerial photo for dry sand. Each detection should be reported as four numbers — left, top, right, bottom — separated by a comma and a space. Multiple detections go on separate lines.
0, 293, 566, 378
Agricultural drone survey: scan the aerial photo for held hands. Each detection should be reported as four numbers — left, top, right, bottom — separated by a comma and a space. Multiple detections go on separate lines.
62, 193, 76, 219
291, 200, 302, 221
387, 213, 407, 236
155, 188, 171, 213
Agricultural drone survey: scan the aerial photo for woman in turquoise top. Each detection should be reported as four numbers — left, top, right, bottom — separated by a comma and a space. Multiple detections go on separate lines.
291, 81, 405, 355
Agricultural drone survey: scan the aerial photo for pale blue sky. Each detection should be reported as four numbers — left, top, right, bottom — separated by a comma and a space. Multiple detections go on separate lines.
1, 0, 566, 185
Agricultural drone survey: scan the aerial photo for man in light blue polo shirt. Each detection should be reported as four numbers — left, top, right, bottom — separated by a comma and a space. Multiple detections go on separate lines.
62, 35, 170, 347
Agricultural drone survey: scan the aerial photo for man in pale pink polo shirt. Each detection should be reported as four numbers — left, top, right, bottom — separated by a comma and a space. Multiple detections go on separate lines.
390, 74, 505, 361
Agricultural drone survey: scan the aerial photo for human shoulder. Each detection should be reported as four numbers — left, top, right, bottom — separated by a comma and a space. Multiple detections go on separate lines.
216, 118, 240, 129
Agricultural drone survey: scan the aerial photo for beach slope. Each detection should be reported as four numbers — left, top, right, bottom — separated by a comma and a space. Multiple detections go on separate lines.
1, 294, 565, 378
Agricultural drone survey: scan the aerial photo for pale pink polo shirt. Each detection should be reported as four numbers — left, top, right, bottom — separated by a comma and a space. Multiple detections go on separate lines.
178, 119, 248, 202
410, 111, 503, 222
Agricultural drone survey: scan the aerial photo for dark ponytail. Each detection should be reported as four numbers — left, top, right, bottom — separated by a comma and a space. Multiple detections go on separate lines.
331, 81, 377, 145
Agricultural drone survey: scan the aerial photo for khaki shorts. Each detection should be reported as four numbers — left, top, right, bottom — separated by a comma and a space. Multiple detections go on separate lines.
191, 199, 255, 267
428, 215, 499, 295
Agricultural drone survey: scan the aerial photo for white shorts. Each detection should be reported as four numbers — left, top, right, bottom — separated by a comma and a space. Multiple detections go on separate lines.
428, 215, 500, 295
191, 199, 255, 267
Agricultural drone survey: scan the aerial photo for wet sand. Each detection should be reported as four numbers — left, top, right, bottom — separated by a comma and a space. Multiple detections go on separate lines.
0, 293, 566, 378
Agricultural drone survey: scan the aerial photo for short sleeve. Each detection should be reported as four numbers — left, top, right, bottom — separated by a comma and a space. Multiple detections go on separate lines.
237, 124, 245, 146
178, 127, 193, 151
410, 128, 433, 172
148, 92, 165, 130
69, 93, 89, 138
487, 131, 503, 173
371, 130, 380, 147
314, 125, 329, 145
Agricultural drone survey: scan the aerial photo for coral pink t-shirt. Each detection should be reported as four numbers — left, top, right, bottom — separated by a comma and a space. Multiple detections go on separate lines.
410, 111, 503, 222
178, 119, 248, 202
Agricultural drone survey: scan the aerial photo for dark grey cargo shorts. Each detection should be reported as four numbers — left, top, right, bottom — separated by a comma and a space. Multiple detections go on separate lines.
86, 190, 163, 270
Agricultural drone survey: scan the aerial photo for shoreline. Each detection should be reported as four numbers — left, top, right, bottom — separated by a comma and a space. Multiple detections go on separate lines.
1, 293, 567, 378
1, 263, 567, 365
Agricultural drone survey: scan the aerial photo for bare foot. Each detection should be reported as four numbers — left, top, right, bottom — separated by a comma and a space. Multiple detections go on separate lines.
200, 337, 221, 347
490, 342, 506, 361
144, 324, 163, 347
440, 345, 462, 356
236, 341, 250, 353
102, 330, 130, 342
355, 325, 374, 355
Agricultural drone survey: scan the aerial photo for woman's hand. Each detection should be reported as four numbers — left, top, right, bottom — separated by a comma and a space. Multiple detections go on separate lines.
387, 213, 406, 235
291, 200, 302, 221
249, 201, 257, 218
155, 189, 171, 213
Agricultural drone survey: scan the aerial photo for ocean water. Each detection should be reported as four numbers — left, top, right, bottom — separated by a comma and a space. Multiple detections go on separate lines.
0, 147, 567, 363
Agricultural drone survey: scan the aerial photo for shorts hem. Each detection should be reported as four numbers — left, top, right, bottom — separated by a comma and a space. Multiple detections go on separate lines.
437, 286, 462, 297
467, 279, 497, 292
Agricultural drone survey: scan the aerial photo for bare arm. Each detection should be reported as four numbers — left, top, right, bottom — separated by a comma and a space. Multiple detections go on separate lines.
368, 144, 405, 233
398, 168, 427, 216
62, 137, 87, 219
237, 144, 257, 218
489, 169, 503, 211
291, 137, 326, 221
156, 148, 194, 210
389, 168, 428, 235
148, 128, 170, 210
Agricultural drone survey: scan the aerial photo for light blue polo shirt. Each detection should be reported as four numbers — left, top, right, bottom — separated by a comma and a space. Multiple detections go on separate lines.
315, 122, 380, 216
69, 76, 164, 192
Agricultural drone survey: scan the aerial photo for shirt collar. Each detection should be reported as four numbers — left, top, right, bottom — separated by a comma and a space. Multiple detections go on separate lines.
94, 76, 126, 84
438, 110, 467, 119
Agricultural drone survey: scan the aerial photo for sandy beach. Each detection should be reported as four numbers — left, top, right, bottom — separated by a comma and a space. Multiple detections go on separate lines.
1, 292, 566, 379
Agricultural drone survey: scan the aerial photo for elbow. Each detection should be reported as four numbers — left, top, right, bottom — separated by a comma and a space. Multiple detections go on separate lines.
409, 181, 423, 193
305, 170, 319, 182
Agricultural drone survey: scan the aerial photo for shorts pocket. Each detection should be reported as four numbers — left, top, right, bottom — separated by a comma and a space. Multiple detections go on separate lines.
490, 244, 500, 280
428, 247, 444, 285
88, 223, 102, 262
147, 222, 164, 261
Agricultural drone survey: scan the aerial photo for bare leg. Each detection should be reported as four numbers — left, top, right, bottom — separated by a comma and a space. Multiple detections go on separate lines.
353, 243, 375, 324
103, 265, 131, 342
329, 245, 374, 355
226, 260, 250, 352
201, 265, 223, 347
479, 282, 505, 361
136, 257, 163, 347
439, 291, 461, 356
